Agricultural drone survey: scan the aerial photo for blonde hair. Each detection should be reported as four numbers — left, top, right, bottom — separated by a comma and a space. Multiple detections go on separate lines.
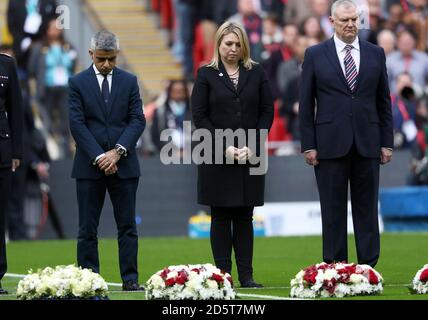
207, 21, 257, 70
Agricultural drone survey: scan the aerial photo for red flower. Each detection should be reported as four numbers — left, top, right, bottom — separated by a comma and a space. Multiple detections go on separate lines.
160, 268, 170, 279
191, 268, 200, 274
175, 271, 188, 285
226, 276, 233, 286
211, 273, 224, 283
323, 278, 337, 294
368, 269, 379, 285
317, 264, 330, 271
419, 269, 428, 283
165, 277, 175, 287
337, 264, 357, 283
303, 266, 318, 285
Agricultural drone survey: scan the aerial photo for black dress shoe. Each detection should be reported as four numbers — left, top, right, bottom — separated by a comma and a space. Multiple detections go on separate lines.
122, 281, 145, 291
0, 287, 8, 295
240, 279, 263, 288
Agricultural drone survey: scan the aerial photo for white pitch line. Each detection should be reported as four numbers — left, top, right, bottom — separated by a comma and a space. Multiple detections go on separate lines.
237, 293, 301, 300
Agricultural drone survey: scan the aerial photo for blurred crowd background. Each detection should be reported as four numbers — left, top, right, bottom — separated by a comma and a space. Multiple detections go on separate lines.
1, 0, 428, 239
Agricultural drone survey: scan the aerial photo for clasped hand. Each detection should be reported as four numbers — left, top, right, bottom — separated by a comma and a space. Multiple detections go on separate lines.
225, 146, 254, 161
97, 150, 120, 175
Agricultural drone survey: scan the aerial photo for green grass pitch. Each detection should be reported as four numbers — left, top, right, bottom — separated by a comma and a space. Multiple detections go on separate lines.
1, 233, 428, 300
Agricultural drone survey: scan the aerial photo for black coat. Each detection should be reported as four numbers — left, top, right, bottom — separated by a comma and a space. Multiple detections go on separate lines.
0, 54, 23, 168
191, 62, 274, 207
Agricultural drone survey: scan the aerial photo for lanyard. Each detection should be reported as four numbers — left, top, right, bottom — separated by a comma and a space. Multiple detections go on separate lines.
243, 15, 261, 32
392, 95, 410, 121
404, 56, 412, 72
26, 0, 39, 15
281, 46, 293, 61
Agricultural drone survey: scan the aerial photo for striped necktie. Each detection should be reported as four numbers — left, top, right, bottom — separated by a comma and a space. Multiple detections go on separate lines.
344, 44, 357, 92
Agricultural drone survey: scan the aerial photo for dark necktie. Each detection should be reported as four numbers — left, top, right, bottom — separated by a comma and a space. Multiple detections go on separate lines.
344, 44, 358, 92
102, 74, 110, 105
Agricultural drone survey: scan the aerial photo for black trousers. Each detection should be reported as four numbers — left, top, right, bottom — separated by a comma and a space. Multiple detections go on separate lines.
0, 168, 12, 281
76, 175, 139, 283
6, 163, 28, 240
210, 206, 254, 283
315, 144, 380, 267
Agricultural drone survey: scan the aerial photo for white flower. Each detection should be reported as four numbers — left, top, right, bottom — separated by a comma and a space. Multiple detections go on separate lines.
290, 263, 383, 299
349, 274, 365, 284
166, 271, 178, 279
411, 265, 428, 294
146, 264, 236, 300
148, 274, 165, 289
323, 268, 338, 281
206, 279, 219, 290
17, 265, 108, 300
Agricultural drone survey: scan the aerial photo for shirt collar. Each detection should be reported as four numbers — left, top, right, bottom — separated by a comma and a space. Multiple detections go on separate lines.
92, 64, 113, 76
333, 34, 360, 52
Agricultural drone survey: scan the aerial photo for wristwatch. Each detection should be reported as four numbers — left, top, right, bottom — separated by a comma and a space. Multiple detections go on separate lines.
115, 144, 126, 157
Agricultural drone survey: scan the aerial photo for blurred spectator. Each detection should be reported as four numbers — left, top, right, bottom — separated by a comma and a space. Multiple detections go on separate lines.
28, 18, 77, 159
408, 102, 428, 185
193, 20, 217, 72
391, 72, 418, 149
383, 2, 417, 35
261, 14, 283, 61
171, 0, 197, 80
377, 29, 397, 56
228, 0, 264, 62
212, 0, 238, 25
386, 30, 428, 94
151, 80, 192, 155
152, 0, 174, 46
407, 0, 428, 51
137, 80, 170, 156
264, 23, 299, 100
382, 0, 402, 17
260, 0, 286, 19
310, 0, 333, 38
358, 0, 386, 44
277, 36, 312, 141
300, 16, 326, 43
284, 0, 314, 25
7, 0, 58, 71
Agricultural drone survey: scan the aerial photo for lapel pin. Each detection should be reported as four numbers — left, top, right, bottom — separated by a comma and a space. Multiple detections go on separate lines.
219, 73, 224, 77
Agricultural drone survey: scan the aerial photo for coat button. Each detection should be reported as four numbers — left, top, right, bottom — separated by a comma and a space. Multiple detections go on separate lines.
236, 98, 240, 103
236, 111, 242, 116
351, 96, 355, 99
349, 113, 353, 117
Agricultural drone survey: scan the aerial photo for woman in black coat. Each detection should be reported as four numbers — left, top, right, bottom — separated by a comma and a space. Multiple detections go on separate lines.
191, 22, 274, 288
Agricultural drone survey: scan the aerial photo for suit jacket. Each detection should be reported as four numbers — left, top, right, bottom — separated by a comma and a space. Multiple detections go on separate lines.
299, 37, 393, 159
191, 62, 274, 206
0, 54, 23, 168
69, 66, 146, 179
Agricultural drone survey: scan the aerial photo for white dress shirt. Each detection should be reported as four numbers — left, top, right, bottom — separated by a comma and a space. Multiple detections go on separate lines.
92, 64, 113, 92
333, 34, 360, 76
91, 65, 127, 164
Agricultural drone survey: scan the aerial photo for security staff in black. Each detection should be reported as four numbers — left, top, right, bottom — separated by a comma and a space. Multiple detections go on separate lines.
0, 53, 24, 294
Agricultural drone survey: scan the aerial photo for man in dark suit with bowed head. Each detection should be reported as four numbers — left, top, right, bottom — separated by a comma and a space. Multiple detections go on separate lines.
69, 31, 145, 291
299, 0, 393, 267
0, 53, 24, 294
